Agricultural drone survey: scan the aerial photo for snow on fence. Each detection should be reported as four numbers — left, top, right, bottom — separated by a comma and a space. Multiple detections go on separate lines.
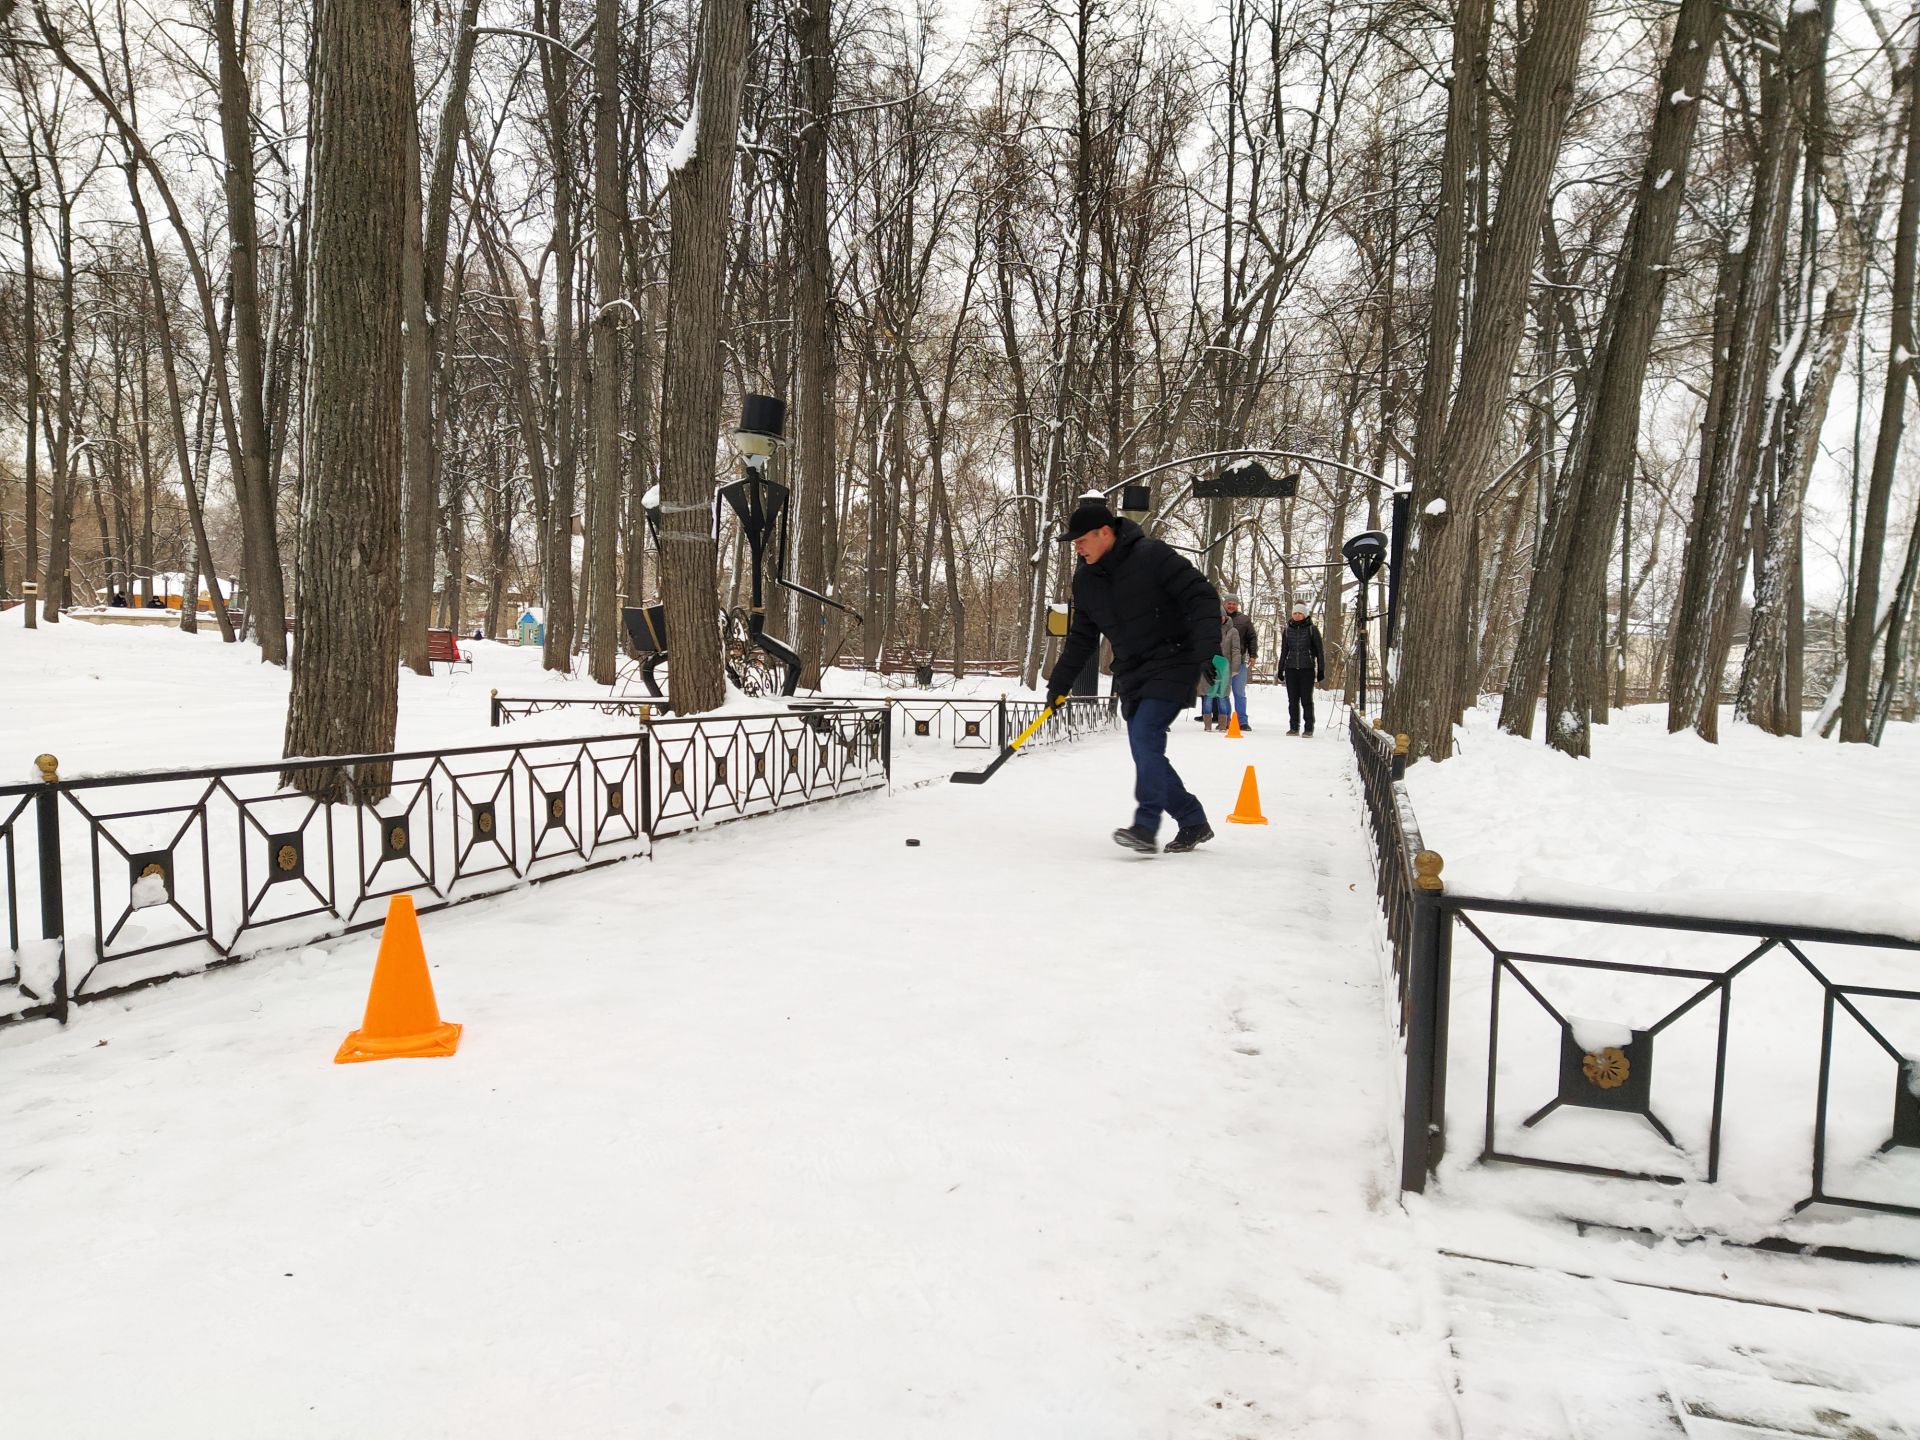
1349, 710, 1920, 1234
0, 706, 893, 1031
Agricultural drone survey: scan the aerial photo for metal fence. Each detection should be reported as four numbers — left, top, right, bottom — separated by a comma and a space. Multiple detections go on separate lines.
0, 706, 889, 1031
490, 693, 656, 726
1350, 711, 1920, 1222
492, 691, 1123, 755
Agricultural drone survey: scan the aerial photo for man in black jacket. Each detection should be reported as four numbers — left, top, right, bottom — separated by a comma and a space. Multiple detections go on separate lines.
1046, 500, 1222, 854
1276, 603, 1325, 736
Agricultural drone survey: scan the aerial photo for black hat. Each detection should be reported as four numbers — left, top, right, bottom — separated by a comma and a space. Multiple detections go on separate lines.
1057, 501, 1117, 541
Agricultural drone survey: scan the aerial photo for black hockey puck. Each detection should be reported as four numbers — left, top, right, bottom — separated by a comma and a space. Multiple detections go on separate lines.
905, 838, 921, 847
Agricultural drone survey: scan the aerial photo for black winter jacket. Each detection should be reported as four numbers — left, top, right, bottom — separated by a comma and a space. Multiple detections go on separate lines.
1228, 611, 1257, 665
1277, 617, 1324, 677
1049, 519, 1222, 705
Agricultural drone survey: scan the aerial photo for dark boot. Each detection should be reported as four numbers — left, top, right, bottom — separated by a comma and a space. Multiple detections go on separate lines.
1112, 824, 1158, 853
1164, 823, 1215, 853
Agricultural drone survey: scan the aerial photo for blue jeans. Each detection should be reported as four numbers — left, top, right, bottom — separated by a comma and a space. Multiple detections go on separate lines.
1126, 696, 1206, 835
1230, 664, 1249, 725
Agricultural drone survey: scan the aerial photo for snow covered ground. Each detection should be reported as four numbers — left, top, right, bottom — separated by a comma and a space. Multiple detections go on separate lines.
1402, 704, 1920, 1267
1407, 704, 1920, 942
5, 625, 1918, 1435
2, 712, 1465, 1438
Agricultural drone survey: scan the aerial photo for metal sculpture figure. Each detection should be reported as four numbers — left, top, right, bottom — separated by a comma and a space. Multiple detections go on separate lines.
621, 394, 859, 703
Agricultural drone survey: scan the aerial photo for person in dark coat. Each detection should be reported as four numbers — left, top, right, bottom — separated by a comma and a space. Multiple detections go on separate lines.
1047, 500, 1222, 854
1222, 592, 1257, 729
1275, 603, 1325, 735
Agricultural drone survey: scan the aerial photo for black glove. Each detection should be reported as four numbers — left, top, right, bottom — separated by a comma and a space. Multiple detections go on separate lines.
1045, 688, 1070, 711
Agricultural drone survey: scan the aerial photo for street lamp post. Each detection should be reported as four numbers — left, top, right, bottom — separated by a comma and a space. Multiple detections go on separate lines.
717, 393, 803, 695
1342, 530, 1388, 714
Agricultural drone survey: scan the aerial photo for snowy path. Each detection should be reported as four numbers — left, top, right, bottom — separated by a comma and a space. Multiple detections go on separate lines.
0, 715, 1461, 1439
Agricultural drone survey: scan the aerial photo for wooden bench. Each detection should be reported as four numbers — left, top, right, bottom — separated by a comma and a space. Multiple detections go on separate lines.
426, 628, 472, 673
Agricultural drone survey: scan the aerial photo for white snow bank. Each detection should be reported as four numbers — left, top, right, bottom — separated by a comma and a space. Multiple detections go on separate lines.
1408, 705, 1920, 941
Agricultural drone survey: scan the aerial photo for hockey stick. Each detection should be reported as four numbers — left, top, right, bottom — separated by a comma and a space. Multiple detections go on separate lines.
950, 700, 1063, 784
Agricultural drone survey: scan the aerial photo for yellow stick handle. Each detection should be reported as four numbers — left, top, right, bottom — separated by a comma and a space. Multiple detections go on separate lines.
1008, 701, 1060, 753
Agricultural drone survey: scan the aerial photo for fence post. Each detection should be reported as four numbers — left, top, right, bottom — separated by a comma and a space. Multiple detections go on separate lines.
32, 753, 68, 1023
490, 688, 500, 728
881, 699, 893, 780
1399, 849, 1447, 1193
638, 708, 653, 839
997, 694, 1008, 750
1392, 732, 1409, 782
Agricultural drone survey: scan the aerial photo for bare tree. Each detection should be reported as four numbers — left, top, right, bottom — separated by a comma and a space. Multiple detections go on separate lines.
657, 0, 750, 714
1390, 0, 1593, 759
211, 0, 289, 662
586, 0, 623, 685
1668, 5, 1825, 739
1841, 13, 1920, 741
282, 0, 410, 796
1539, 0, 1724, 757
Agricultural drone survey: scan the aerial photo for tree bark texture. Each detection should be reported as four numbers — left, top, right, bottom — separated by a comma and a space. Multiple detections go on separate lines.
125, 156, 234, 639
658, 0, 750, 715
1739, 99, 1902, 730
1841, 17, 1920, 741
792, 0, 834, 687
400, 105, 436, 674
1543, 0, 1724, 756
282, 0, 410, 800
17, 180, 40, 620
1389, 0, 1592, 759
1668, 6, 1824, 740
539, 0, 580, 672
1410, 0, 1490, 480
212, 0, 290, 663
587, 0, 623, 685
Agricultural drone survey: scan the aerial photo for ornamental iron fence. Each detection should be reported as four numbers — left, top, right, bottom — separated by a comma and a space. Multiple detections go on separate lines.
3, 695, 1127, 1038
492, 690, 1122, 756
0, 707, 889, 1032
1350, 710, 1920, 1224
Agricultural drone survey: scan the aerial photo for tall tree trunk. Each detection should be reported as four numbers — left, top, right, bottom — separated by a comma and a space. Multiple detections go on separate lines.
400, 105, 436, 674
792, 0, 834, 687
1389, 0, 1592, 759
658, 0, 751, 714
1669, 6, 1824, 739
1872, 496, 1920, 738
587, 0, 623, 685
124, 156, 234, 638
16, 181, 39, 623
399, 0, 483, 672
40, 192, 76, 622
1543, 0, 1723, 756
1841, 18, 1920, 741
283, 0, 410, 797
212, 0, 290, 663
539, 0, 580, 673
1740, 93, 1902, 731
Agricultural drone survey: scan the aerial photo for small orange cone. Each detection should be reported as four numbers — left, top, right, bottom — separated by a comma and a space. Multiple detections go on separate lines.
334, 894, 462, 1063
1226, 765, 1268, 825
1225, 711, 1243, 739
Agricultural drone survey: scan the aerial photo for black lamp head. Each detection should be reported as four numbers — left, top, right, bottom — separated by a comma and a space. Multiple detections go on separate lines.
736, 394, 786, 458
1342, 529, 1389, 584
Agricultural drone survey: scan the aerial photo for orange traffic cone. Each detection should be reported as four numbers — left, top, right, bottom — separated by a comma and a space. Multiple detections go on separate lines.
1226, 765, 1268, 825
1225, 711, 1243, 739
334, 894, 462, 1063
